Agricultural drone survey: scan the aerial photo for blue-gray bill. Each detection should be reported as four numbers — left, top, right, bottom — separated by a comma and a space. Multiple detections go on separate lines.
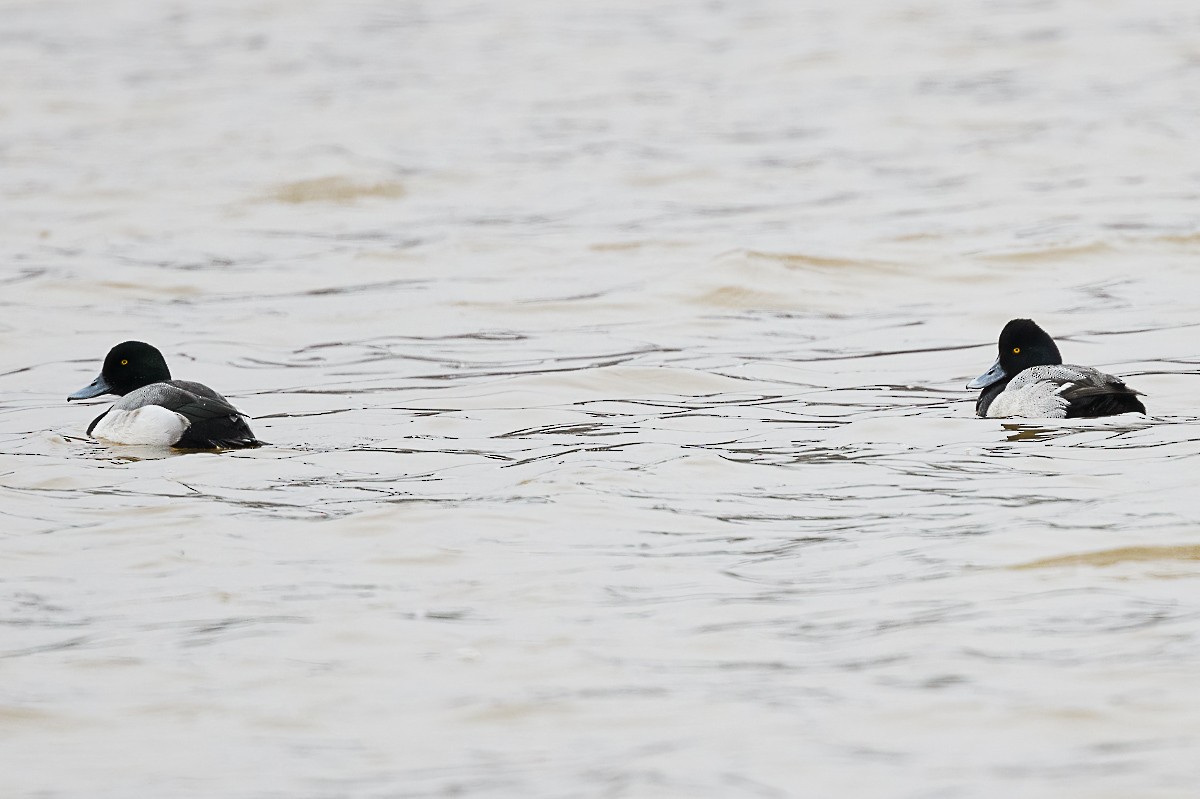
967, 357, 1005, 390
68, 373, 114, 401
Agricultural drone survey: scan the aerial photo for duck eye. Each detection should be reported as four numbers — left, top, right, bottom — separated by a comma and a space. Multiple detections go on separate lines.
120, 359, 128, 366
1012, 347, 1020, 354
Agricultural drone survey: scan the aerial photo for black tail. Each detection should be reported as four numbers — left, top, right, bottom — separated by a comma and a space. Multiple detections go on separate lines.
1064, 393, 1147, 418
174, 414, 266, 450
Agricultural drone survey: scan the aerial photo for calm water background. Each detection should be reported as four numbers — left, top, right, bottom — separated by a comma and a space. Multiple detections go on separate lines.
3, 1, 1200, 796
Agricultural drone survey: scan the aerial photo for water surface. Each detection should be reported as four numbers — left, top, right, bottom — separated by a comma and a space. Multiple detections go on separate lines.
3, 1, 1200, 797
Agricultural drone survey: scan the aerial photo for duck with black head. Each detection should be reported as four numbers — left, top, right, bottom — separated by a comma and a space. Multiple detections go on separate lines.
968, 319, 1146, 419
68, 341, 265, 449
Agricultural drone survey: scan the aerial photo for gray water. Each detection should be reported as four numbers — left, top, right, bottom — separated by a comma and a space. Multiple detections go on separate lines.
3, 1, 1200, 797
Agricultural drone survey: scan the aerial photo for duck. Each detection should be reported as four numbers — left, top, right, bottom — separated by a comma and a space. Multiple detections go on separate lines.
968, 319, 1146, 418
67, 341, 265, 449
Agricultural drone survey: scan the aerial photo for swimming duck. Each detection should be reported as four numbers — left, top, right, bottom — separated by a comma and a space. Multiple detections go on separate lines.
67, 341, 265, 449
968, 319, 1146, 418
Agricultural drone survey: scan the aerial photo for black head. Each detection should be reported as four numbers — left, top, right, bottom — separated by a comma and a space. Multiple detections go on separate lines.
68, 341, 172, 400
996, 318, 1062, 375
967, 318, 1063, 399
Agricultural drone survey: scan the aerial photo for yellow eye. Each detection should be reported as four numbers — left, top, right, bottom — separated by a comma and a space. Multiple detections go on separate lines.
1012, 347, 1020, 354
120, 359, 128, 365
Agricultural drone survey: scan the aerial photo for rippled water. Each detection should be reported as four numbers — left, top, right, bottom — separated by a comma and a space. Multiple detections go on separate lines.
4, 1, 1200, 796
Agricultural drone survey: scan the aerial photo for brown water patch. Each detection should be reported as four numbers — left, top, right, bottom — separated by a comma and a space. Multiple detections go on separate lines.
588, 240, 685, 252
1157, 232, 1200, 245
0, 705, 55, 723
627, 168, 715, 186
1011, 545, 1200, 569
462, 701, 574, 723
977, 242, 1114, 262
743, 250, 888, 270
694, 285, 793, 309
270, 177, 405, 204
95, 281, 203, 297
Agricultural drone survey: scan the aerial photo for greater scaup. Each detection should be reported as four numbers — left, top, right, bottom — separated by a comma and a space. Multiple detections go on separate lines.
67, 341, 265, 449
968, 319, 1146, 418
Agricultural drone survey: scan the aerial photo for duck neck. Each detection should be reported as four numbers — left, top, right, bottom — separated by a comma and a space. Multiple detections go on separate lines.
976, 376, 1012, 417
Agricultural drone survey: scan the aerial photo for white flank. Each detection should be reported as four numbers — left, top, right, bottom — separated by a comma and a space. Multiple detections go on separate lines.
986, 381, 1070, 418
90, 406, 191, 446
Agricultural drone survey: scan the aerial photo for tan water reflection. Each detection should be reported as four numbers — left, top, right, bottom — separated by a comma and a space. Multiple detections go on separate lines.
1013, 546, 1200, 570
